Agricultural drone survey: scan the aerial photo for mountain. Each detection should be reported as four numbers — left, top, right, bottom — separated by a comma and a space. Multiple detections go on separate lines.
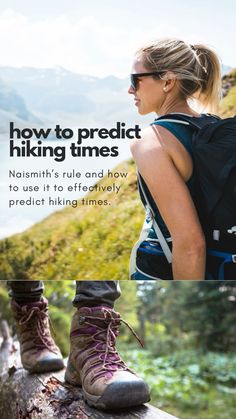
0, 160, 143, 280
0, 66, 142, 128
0, 78, 41, 137
0, 66, 151, 127
0, 64, 232, 132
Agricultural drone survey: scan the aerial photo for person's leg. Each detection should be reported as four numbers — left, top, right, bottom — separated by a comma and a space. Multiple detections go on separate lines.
8, 280, 44, 303
65, 280, 150, 410
72, 280, 121, 308
8, 281, 64, 373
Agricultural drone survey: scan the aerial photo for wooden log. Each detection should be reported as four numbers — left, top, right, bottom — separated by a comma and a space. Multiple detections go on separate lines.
0, 321, 178, 419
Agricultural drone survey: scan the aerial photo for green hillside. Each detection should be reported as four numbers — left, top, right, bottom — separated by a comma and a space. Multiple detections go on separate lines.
220, 68, 236, 116
0, 160, 144, 280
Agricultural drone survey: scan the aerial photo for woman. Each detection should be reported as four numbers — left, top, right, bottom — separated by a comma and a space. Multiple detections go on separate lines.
128, 38, 221, 280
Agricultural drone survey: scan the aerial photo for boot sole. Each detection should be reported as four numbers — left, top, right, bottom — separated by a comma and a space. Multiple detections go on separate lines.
83, 381, 151, 411
65, 381, 150, 411
24, 359, 65, 374
65, 363, 150, 410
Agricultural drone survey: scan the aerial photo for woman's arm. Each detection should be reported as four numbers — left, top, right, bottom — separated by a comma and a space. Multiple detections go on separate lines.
131, 126, 206, 280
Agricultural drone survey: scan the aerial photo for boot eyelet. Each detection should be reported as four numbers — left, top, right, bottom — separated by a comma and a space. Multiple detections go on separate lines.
79, 315, 86, 324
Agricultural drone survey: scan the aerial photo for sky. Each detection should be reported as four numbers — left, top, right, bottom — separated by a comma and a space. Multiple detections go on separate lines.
0, 0, 235, 77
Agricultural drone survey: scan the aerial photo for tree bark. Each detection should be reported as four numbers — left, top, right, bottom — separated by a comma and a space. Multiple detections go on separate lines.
0, 321, 178, 419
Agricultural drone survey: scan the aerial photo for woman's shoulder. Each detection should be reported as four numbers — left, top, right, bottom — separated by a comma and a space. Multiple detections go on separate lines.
130, 124, 174, 155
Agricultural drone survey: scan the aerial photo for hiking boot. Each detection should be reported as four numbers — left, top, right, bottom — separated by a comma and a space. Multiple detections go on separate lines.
65, 306, 150, 410
11, 297, 64, 373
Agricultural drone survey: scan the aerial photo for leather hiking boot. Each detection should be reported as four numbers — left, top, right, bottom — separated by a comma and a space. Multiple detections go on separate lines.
11, 297, 64, 373
65, 306, 150, 410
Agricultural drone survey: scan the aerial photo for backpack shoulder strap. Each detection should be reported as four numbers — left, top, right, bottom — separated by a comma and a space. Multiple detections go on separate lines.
137, 172, 172, 263
154, 113, 219, 130
152, 117, 194, 157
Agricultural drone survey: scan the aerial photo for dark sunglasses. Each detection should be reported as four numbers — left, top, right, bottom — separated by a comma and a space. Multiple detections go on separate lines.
130, 72, 163, 90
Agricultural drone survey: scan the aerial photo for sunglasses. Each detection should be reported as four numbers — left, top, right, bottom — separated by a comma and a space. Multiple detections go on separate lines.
130, 72, 163, 90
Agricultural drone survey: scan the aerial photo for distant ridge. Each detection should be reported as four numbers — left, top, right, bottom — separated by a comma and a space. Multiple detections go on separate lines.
0, 77, 41, 135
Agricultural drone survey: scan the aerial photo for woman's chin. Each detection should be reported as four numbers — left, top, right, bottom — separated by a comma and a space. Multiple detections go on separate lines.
138, 108, 149, 115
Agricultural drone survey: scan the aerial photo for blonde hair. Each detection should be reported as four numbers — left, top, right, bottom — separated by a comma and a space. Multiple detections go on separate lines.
136, 38, 222, 112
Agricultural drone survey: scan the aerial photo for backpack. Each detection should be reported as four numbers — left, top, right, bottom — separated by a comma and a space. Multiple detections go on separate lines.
136, 113, 236, 280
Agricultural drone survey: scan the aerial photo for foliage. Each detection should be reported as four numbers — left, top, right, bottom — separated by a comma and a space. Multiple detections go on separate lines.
219, 85, 236, 117
0, 283, 12, 322
43, 281, 75, 355
119, 348, 236, 419
137, 281, 236, 353
220, 67, 236, 117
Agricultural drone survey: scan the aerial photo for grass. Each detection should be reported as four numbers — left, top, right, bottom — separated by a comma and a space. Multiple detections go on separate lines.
0, 160, 144, 280
219, 85, 236, 117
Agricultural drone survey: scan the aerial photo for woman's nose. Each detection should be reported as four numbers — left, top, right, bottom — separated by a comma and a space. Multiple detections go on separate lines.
128, 85, 135, 94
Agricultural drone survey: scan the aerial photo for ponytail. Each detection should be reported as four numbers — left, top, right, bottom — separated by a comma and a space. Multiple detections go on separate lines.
136, 39, 222, 113
192, 44, 222, 112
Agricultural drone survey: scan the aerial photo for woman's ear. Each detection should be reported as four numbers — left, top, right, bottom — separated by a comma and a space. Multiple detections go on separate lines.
162, 71, 177, 92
